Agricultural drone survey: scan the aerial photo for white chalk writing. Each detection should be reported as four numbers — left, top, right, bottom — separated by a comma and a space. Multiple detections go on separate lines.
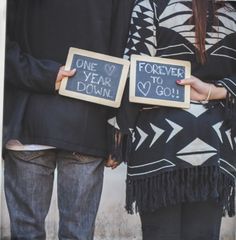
136, 61, 184, 100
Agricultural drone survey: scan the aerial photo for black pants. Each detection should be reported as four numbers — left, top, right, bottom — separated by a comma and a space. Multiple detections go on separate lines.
140, 201, 223, 240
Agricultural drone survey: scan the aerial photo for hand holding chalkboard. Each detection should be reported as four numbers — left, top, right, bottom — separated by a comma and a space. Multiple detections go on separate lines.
59, 48, 130, 108
129, 55, 191, 108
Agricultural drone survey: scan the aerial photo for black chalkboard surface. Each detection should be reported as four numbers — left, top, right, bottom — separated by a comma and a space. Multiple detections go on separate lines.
129, 55, 191, 108
59, 48, 130, 108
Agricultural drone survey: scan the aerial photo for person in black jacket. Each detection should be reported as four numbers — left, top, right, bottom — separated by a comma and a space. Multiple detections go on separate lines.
4, 0, 133, 239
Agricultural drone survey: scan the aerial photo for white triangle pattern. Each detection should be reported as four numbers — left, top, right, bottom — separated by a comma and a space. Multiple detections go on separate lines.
134, 119, 184, 149
225, 129, 234, 150
212, 121, 223, 143
124, 0, 157, 58
134, 6, 142, 13
133, 12, 138, 18
144, 17, 155, 24
135, 127, 148, 150
177, 138, 217, 166
183, 103, 208, 117
129, 128, 136, 143
166, 119, 183, 143
177, 152, 217, 166
149, 123, 164, 147
132, 132, 136, 143
133, 32, 141, 38
107, 117, 120, 130
177, 138, 217, 154
138, 0, 152, 11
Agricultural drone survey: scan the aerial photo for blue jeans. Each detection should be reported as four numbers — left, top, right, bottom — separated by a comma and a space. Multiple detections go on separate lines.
4, 149, 104, 240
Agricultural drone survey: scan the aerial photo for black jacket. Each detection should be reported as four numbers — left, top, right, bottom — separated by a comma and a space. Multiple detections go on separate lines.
4, 0, 134, 157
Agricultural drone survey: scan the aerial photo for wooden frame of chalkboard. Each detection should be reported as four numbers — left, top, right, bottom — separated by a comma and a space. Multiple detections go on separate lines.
129, 55, 191, 109
59, 47, 130, 108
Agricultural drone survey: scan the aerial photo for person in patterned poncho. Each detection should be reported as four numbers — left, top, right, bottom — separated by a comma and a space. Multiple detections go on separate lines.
107, 0, 236, 239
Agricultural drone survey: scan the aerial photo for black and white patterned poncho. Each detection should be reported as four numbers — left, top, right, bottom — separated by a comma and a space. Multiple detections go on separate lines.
109, 0, 236, 216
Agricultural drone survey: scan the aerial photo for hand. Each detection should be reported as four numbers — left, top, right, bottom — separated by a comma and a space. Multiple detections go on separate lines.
105, 155, 120, 169
176, 76, 227, 101
55, 66, 76, 90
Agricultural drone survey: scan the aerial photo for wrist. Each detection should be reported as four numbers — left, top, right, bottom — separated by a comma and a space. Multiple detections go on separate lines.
210, 84, 227, 100
201, 84, 227, 103
201, 84, 212, 103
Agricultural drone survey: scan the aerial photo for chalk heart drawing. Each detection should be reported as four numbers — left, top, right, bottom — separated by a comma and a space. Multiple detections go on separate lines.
137, 81, 151, 96
105, 64, 116, 76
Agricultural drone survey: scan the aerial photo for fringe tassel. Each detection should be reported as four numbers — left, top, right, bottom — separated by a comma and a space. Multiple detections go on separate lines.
126, 166, 235, 217
109, 126, 133, 164
109, 127, 124, 164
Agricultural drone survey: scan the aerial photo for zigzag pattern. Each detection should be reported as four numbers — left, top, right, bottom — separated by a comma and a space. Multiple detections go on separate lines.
124, 0, 236, 58
124, 0, 157, 58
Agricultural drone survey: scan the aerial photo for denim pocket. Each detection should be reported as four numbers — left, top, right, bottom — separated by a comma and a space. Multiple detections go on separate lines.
71, 152, 103, 164
8, 150, 47, 162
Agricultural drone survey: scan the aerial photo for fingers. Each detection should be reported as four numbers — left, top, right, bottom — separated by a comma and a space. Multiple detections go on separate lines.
176, 77, 195, 86
105, 157, 120, 169
61, 68, 76, 77
55, 81, 61, 91
105, 159, 115, 167
55, 67, 76, 90
57, 67, 76, 80
111, 162, 119, 169
176, 76, 213, 101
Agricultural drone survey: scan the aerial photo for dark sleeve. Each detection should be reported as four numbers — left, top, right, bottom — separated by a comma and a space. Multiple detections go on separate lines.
107, 83, 141, 163
106, 0, 138, 162
110, 0, 135, 57
215, 76, 236, 98
5, 38, 61, 94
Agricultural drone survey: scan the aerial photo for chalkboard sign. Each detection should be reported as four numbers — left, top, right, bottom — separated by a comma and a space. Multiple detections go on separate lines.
59, 48, 130, 108
130, 55, 191, 108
